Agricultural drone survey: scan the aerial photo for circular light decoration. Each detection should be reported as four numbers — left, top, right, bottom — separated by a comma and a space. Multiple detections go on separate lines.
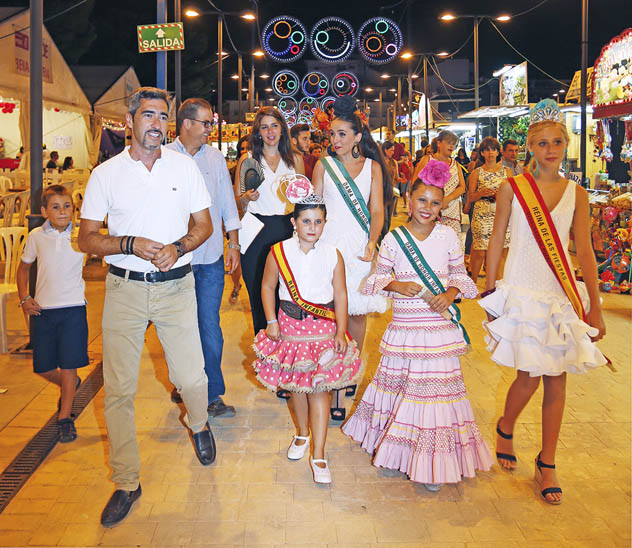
284, 113, 297, 127
320, 96, 337, 111
309, 17, 355, 63
298, 97, 319, 117
357, 17, 403, 64
297, 112, 313, 125
277, 97, 298, 117
272, 70, 300, 97
331, 71, 359, 97
302, 72, 329, 98
262, 16, 308, 63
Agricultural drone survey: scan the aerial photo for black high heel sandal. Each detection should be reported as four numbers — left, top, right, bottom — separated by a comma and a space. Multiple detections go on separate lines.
535, 451, 563, 505
344, 384, 357, 397
495, 417, 517, 469
330, 389, 346, 421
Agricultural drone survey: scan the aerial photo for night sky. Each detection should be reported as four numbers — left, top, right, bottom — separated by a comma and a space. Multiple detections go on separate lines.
5, 0, 632, 92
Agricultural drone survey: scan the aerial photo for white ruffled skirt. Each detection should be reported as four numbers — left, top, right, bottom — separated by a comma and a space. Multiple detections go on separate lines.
478, 280, 606, 376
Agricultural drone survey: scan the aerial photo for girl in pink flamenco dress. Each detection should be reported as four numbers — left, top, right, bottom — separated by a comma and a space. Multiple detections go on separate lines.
343, 160, 493, 491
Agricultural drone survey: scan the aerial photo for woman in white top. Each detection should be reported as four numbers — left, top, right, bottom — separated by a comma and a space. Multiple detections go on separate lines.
312, 96, 392, 419
236, 107, 305, 340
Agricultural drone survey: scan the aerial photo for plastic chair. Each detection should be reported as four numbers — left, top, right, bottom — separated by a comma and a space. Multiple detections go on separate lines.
0, 176, 12, 193
0, 227, 27, 353
0, 194, 18, 228
12, 191, 30, 227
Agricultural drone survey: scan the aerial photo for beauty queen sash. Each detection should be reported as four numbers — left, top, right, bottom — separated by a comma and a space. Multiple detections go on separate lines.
271, 241, 351, 341
321, 156, 371, 237
507, 173, 587, 322
392, 226, 471, 347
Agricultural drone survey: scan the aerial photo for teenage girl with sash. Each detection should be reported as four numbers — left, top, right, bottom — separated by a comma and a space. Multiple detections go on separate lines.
343, 159, 493, 491
480, 100, 607, 505
312, 97, 392, 420
252, 189, 363, 484
236, 108, 304, 400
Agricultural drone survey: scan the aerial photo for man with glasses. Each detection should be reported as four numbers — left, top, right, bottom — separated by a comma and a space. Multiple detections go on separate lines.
166, 98, 240, 419
79, 87, 216, 527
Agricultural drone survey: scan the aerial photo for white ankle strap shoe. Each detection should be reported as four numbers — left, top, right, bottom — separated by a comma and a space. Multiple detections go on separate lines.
310, 457, 332, 484
287, 435, 309, 460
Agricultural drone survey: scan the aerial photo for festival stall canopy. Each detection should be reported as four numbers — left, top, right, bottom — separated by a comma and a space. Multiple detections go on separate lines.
0, 9, 97, 167
72, 65, 141, 122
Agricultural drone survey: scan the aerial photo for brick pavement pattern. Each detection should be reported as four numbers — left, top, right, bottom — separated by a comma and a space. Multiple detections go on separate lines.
0, 264, 629, 547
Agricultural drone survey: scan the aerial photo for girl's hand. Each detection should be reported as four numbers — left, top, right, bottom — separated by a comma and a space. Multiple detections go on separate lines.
22, 298, 41, 316
243, 189, 260, 202
392, 281, 423, 297
358, 241, 376, 262
428, 289, 458, 313
265, 321, 280, 340
334, 332, 347, 354
586, 307, 606, 342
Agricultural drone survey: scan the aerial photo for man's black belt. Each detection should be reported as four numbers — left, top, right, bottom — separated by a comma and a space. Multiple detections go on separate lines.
108, 263, 192, 283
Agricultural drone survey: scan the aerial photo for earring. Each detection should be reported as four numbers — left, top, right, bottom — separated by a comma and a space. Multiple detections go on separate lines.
352, 144, 360, 158
534, 158, 540, 177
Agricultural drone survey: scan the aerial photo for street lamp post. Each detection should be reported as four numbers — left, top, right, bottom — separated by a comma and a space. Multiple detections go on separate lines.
185, 9, 255, 149
440, 12, 510, 142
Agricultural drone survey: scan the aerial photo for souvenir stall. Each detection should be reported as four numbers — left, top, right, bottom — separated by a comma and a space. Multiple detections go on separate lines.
590, 28, 632, 293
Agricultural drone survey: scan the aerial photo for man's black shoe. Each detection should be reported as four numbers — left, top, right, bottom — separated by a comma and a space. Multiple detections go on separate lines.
208, 398, 236, 418
171, 388, 183, 404
192, 425, 216, 465
100, 485, 142, 527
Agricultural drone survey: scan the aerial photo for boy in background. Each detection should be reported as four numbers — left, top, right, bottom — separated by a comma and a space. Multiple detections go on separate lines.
17, 185, 89, 443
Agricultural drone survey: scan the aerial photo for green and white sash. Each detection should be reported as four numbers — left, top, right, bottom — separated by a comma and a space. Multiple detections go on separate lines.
321, 156, 371, 237
392, 226, 471, 347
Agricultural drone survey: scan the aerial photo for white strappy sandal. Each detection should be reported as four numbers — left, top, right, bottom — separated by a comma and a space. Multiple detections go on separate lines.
287, 435, 310, 460
310, 457, 332, 484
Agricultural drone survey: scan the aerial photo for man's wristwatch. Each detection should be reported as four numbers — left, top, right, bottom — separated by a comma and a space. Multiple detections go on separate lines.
172, 240, 186, 258
227, 243, 241, 251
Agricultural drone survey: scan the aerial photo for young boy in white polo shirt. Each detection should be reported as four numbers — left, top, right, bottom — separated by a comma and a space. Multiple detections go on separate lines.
17, 185, 89, 443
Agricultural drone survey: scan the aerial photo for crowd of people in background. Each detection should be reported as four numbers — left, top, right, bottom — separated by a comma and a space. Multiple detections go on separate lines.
16, 87, 607, 527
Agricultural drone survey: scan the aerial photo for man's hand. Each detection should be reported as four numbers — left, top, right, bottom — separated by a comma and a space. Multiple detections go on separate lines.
225, 247, 240, 274
151, 244, 179, 272
22, 298, 41, 316
132, 237, 164, 261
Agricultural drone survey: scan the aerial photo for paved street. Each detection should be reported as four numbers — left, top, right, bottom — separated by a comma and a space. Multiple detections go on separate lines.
0, 256, 629, 547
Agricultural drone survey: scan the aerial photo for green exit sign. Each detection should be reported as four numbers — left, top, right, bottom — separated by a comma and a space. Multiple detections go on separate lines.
138, 23, 185, 53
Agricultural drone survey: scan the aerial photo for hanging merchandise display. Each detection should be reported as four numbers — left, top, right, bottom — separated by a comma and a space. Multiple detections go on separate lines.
621, 120, 632, 163
262, 16, 308, 63
272, 69, 300, 97
310, 17, 355, 63
592, 28, 632, 119
331, 71, 359, 97
357, 17, 403, 64
302, 72, 329, 98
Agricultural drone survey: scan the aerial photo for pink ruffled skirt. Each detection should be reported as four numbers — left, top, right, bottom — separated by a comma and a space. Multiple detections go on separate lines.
252, 310, 363, 393
343, 319, 493, 484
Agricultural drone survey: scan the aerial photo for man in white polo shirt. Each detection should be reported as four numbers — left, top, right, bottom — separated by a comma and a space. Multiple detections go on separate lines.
79, 87, 215, 527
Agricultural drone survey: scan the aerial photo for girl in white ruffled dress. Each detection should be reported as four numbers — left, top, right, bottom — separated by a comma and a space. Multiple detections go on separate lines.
479, 100, 606, 505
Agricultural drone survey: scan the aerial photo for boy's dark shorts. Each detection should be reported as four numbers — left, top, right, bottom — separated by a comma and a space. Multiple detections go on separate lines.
32, 305, 89, 374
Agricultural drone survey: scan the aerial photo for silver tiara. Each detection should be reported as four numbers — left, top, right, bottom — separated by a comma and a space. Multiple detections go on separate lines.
529, 99, 563, 126
296, 193, 325, 205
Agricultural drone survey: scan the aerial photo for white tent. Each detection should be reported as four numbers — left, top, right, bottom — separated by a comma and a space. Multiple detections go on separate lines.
0, 9, 99, 168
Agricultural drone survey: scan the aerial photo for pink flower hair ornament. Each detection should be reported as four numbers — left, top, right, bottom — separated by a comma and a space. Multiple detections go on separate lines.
418, 158, 451, 189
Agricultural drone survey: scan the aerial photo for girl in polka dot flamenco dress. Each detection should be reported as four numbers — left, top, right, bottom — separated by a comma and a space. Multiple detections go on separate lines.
252, 176, 363, 484
343, 160, 493, 491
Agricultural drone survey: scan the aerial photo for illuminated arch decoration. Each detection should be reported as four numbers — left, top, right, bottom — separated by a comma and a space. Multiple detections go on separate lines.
332, 71, 359, 97
262, 16, 308, 63
302, 72, 329, 98
284, 113, 298, 127
357, 17, 403, 64
309, 17, 355, 63
277, 97, 298, 117
320, 96, 337, 111
272, 70, 300, 97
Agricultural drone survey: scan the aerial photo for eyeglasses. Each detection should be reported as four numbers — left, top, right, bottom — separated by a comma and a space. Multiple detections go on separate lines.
188, 118, 214, 130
